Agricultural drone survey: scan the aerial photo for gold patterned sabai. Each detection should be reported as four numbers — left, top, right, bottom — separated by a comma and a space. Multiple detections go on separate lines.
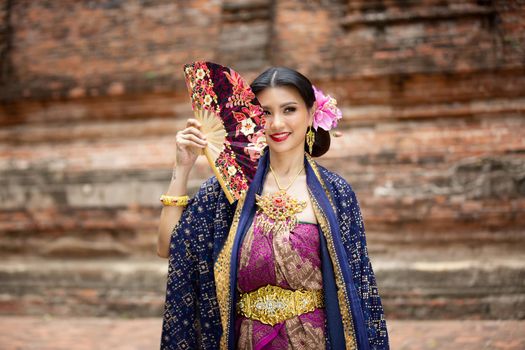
255, 190, 307, 235
237, 284, 324, 326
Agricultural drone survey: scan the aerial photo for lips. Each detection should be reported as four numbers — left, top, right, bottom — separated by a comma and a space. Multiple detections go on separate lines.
269, 132, 290, 142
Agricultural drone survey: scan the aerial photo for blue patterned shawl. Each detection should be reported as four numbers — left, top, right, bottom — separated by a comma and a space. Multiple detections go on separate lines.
161, 149, 389, 349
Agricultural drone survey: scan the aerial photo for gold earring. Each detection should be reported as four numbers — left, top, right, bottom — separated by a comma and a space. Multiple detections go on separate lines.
306, 125, 315, 154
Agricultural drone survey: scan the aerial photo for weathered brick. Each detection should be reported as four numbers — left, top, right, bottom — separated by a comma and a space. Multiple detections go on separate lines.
0, 0, 524, 319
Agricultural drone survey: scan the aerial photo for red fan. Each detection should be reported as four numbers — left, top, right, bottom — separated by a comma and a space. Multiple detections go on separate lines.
183, 61, 267, 203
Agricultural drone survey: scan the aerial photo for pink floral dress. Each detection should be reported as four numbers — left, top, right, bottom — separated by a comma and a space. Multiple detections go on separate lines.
235, 211, 326, 349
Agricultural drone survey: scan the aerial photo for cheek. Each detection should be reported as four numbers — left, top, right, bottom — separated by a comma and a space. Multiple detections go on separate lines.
292, 115, 309, 131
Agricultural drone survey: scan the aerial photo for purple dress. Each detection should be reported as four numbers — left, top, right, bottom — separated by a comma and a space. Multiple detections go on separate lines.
235, 211, 326, 349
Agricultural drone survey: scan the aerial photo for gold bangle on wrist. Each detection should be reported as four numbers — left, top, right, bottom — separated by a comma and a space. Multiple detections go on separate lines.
160, 194, 190, 207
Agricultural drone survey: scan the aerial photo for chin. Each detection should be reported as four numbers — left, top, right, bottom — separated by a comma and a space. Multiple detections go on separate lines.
267, 141, 304, 155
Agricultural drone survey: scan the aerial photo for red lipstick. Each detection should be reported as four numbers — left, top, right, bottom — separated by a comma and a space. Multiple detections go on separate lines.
269, 132, 290, 142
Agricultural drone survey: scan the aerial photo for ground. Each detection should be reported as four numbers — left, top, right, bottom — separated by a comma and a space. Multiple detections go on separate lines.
0, 317, 523, 349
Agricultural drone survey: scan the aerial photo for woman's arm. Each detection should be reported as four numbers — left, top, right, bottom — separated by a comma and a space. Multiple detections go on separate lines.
156, 118, 207, 258
160, 176, 224, 348
320, 166, 390, 349
156, 164, 192, 258
347, 188, 390, 349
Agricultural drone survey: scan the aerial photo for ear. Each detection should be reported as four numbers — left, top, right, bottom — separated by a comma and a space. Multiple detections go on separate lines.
309, 100, 318, 125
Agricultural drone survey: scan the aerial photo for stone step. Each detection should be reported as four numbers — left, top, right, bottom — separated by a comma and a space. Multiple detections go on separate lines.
0, 256, 523, 319
374, 257, 525, 319
0, 259, 167, 317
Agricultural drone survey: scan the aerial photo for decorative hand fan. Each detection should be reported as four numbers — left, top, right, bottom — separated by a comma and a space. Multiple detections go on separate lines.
183, 61, 267, 203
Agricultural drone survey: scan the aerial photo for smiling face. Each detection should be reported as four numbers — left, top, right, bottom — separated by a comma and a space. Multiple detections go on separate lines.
257, 86, 315, 156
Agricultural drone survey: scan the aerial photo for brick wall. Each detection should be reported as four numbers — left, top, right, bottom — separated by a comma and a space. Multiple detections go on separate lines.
0, 0, 524, 319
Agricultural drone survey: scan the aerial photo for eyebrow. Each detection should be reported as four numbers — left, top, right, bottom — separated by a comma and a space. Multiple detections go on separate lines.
261, 101, 298, 109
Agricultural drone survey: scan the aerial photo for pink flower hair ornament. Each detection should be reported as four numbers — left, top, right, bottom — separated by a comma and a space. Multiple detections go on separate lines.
312, 85, 342, 131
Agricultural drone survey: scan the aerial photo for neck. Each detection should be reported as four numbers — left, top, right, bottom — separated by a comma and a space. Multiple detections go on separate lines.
268, 147, 305, 179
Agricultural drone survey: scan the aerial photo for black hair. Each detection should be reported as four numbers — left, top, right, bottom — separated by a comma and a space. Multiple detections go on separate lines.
250, 67, 330, 157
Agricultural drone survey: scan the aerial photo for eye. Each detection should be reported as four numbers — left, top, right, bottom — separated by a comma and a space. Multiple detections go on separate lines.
284, 106, 296, 113
263, 110, 271, 116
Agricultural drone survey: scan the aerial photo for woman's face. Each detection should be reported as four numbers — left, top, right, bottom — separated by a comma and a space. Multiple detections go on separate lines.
256, 86, 315, 156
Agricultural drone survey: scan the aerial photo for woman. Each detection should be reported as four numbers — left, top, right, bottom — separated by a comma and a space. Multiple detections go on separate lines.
157, 66, 390, 349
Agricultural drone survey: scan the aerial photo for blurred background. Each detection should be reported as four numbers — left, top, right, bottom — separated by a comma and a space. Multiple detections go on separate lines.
0, 0, 524, 349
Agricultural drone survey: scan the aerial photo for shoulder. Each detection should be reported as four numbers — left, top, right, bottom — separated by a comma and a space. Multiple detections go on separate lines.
199, 175, 221, 193
314, 164, 365, 225
192, 175, 239, 213
315, 162, 354, 196
189, 176, 223, 206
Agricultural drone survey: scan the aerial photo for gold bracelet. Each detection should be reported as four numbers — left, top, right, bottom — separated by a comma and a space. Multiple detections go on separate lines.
160, 194, 190, 207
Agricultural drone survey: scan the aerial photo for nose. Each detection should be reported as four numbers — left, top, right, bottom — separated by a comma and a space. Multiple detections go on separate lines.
266, 112, 285, 130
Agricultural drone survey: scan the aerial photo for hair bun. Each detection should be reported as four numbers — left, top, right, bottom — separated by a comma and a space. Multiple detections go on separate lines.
305, 128, 330, 157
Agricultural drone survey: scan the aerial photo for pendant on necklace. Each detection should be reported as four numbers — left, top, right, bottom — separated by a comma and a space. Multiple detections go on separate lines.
255, 190, 307, 235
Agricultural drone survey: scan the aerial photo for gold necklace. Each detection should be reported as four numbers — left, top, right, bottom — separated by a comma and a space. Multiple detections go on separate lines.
269, 164, 304, 191
255, 163, 307, 235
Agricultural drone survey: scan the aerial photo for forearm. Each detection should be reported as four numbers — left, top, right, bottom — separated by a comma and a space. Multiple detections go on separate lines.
157, 165, 191, 258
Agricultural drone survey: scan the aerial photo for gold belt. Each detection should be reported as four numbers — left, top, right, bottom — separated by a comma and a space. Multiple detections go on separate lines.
236, 284, 324, 326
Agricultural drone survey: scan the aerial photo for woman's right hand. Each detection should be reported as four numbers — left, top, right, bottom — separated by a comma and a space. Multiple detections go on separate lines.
175, 118, 208, 170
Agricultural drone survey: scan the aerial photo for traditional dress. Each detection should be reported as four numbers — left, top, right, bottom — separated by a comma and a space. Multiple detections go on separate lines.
160, 148, 390, 349
235, 211, 326, 349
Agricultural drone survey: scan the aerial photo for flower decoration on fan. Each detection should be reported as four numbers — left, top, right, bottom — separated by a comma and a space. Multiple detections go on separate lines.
312, 85, 342, 131
183, 61, 267, 203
